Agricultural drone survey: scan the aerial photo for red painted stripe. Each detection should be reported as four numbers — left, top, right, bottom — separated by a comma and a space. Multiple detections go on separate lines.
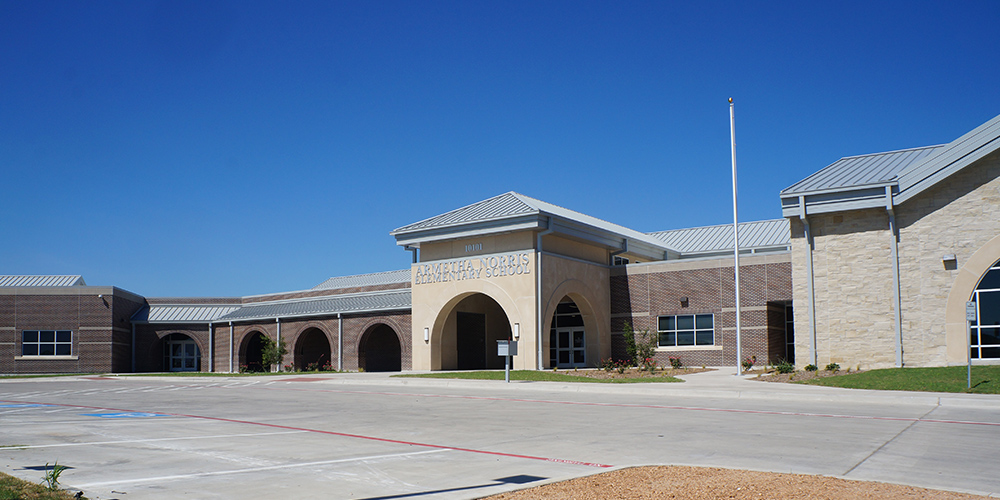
0, 399, 611, 468
248, 386, 1000, 428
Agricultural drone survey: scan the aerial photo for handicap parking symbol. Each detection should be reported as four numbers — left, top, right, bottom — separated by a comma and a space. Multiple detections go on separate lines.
82, 412, 169, 419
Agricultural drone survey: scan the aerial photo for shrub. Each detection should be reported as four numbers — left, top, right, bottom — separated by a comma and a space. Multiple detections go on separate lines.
601, 358, 616, 372
669, 357, 683, 369
825, 362, 840, 372
804, 364, 818, 372
741, 355, 757, 371
775, 359, 794, 374
261, 336, 288, 369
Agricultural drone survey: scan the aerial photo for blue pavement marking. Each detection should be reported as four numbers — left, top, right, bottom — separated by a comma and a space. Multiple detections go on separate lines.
82, 412, 171, 419
0, 404, 55, 408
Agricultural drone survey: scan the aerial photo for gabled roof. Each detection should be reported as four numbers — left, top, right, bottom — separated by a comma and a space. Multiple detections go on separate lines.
217, 289, 410, 322
781, 112, 1000, 217
0, 275, 86, 287
391, 192, 676, 261
648, 219, 790, 256
313, 269, 410, 290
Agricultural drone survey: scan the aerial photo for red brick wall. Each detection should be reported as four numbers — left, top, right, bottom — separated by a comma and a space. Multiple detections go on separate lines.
610, 258, 792, 368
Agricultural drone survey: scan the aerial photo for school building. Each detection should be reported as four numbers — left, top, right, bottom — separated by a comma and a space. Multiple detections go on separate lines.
2, 112, 998, 374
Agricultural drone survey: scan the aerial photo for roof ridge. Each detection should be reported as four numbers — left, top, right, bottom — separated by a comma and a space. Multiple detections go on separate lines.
836, 144, 945, 161
391, 192, 531, 234
649, 218, 787, 235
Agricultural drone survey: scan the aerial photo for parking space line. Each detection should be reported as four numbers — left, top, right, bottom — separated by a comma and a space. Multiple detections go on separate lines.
73, 449, 450, 488
14, 430, 306, 449
0, 399, 612, 468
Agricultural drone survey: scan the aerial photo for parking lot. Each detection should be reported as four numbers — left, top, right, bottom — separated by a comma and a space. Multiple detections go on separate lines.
2, 372, 1000, 499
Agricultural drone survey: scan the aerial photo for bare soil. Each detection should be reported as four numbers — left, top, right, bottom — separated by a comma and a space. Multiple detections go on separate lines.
749, 368, 864, 383
479, 466, 987, 500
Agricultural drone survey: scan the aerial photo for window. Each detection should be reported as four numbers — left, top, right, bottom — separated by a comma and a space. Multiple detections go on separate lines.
971, 258, 1000, 359
657, 314, 714, 347
22, 330, 72, 356
612, 255, 629, 266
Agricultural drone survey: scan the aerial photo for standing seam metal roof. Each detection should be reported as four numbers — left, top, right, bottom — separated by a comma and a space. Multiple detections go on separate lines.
132, 304, 242, 323
217, 289, 411, 322
312, 269, 411, 290
780, 145, 943, 195
648, 219, 790, 254
0, 275, 86, 287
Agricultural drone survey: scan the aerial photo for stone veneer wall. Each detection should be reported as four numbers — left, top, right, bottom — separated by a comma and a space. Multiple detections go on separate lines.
791, 150, 1000, 369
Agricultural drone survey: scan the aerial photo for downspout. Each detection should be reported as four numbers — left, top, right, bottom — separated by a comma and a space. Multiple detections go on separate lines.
131, 323, 136, 373
276, 317, 281, 372
886, 186, 903, 367
229, 321, 234, 373
799, 195, 818, 367
536, 217, 555, 370
338, 313, 343, 371
404, 245, 419, 264
208, 322, 213, 373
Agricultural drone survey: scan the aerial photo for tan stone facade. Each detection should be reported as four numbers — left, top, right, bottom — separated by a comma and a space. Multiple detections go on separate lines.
791, 150, 1000, 369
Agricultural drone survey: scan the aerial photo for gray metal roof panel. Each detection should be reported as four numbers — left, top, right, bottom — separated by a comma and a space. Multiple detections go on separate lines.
392, 192, 675, 255
648, 219, 790, 254
133, 304, 242, 323
312, 270, 411, 290
218, 289, 411, 322
781, 146, 943, 196
0, 275, 86, 287
895, 112, 1000, 203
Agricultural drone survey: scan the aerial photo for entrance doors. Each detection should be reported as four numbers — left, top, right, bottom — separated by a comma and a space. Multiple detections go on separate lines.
457, 312, 487, 370
549, 300, 586, 368
163, 334, 200, 372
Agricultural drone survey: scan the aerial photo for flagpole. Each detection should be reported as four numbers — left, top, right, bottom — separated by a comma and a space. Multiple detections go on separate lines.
730, 97, 743, 375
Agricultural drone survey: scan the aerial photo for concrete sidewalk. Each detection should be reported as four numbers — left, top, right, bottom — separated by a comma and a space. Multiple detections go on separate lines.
107, 367, 1000, 409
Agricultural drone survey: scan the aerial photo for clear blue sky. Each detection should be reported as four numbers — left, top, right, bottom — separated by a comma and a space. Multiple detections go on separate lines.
3, 0, 999, 297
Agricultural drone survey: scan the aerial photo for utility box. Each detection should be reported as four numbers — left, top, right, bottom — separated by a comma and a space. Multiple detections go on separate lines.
497, 340, 517, 356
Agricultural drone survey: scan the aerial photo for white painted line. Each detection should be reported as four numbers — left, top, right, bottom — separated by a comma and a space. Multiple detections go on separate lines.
15, 430, 307, 449
73, 449, 451, 488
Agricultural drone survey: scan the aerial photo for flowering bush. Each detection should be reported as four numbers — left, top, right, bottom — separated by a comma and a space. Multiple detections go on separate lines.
669, 357, 683, 369
641, 357, 657, 373
742, 355, 757, 371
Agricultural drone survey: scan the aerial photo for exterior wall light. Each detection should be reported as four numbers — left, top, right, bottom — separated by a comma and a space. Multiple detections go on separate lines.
680, 296, 689, 308
942, 254, 958, 270
513, 323, 519, 340
423, 327, 429, 343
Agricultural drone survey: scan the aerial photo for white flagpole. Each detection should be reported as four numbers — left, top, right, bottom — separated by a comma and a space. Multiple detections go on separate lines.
730, 97, 743, 375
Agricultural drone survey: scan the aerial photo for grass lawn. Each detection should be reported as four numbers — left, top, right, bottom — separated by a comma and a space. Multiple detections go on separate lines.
803, 365, 1000, 394
394, 370, 683, 383
0, 471, 83, 500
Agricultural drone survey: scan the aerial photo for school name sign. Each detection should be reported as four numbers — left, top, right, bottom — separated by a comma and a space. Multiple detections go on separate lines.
413, 252, 533, 285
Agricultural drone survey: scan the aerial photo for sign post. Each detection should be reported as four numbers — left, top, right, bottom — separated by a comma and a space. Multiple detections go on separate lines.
498, 340, 517, 383
967, 301, 977, 389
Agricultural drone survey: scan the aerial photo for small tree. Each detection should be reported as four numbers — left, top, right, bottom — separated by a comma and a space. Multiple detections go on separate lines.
261, 336, 288, 370
623, 321, 657, 368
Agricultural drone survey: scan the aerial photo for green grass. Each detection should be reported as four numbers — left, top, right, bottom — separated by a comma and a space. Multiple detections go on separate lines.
802, 365, 1000, 394
0, 471, 83, 500
393, 370, 683, 383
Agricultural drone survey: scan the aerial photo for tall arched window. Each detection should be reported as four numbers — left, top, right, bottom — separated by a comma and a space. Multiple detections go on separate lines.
971, 258, 1000, 359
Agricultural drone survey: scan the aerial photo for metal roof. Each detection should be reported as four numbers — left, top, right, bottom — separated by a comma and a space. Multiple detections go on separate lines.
217, 289, 411, 322
0, 275, 86, 287
781, 145, 943, 196
391, 192, 676, 260
648, 219, 790, 255
132, 304, 242, 323
781, 112, 1000, 217
313, 269, 410, 290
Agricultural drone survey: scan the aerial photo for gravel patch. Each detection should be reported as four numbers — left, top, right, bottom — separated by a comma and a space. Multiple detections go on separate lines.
479, 466, 987, 499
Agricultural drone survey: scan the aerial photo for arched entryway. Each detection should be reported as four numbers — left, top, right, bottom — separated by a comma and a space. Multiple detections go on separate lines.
241, 331, 267, 372
295, 327, 332, 370
549, 297, 586, 368
163, 333, 200, 372
359, 324, 402, 372
439, 293, 512, 370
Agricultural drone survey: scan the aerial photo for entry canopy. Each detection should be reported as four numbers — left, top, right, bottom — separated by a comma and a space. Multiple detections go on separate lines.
391, 191, 678, 261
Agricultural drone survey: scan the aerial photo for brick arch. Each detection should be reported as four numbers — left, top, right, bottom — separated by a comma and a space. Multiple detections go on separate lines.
358, 322, 403, 372
238, 329, 270, 372
293, 323, 334, 370
156, 331, 205, 372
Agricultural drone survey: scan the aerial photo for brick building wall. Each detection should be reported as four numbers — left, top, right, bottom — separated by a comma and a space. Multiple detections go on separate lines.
610, 253, 792, 368
0, 288, 144, 374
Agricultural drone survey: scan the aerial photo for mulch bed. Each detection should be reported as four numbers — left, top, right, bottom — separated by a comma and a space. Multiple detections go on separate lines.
555, 367, 713, 380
